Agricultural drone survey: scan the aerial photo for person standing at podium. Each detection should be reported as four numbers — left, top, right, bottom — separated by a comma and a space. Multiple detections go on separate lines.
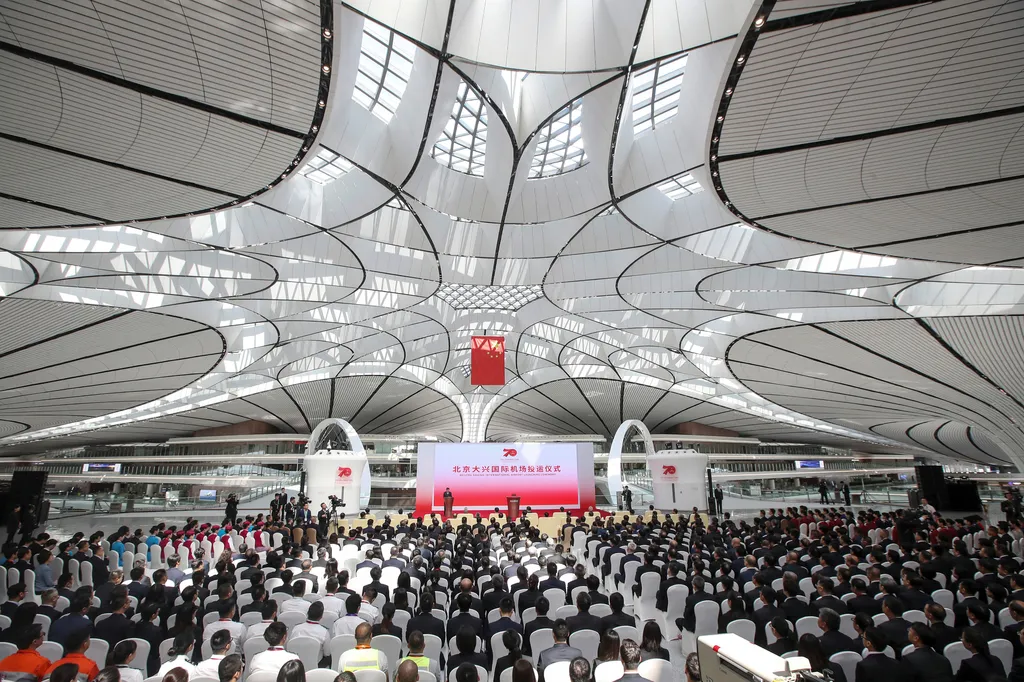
443, 487, 454, 517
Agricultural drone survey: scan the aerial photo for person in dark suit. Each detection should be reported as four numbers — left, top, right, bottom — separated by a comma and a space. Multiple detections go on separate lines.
134, 603, 164, 676
718, 593, 748, 634
856, 627, 910, 682
849, 578, 883, 617
407, 593, 446, 643
655, 562, 685, 612
956, 627, 1007, 682
599, 593, 635, 634
566, 593, 603, 633
586, 576, 609, 605
37, 589, 64, 623
878, 596, 912, 657
448, 592, 484, 641
812, 578, 849, 614
900, 574, 934, 612
94, 593, 135, 646
524, 596, 555, 656
489, 597, 524, 644
88, 545, 110, 586
1008, 626, 1024, 682
768, 617, 798, 656
925, 603, 961, 653
1005, 601, 1024, 658
447, 625, 488, 673
678, 576, 715, 634
901, 623, 953, 682
752, 587, 785, 648
818, 608, 858, 658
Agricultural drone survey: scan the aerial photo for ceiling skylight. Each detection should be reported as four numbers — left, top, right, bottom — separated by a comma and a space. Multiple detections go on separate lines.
432, 81, 488, 176
436, 283, 543, 310
529, 98, 587, 178
657, 173, 703, 200
631, 53, 687, 134
299, 148, 353, 185
353, 21, 416, 124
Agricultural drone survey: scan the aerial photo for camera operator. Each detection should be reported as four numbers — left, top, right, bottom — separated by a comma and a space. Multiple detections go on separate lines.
318, 502, 330, 538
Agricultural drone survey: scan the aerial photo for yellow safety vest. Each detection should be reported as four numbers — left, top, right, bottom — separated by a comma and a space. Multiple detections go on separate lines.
404, 655, 430, 670
343, 649, 383, 672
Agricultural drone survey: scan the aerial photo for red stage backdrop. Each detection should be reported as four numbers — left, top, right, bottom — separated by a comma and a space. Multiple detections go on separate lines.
415, 442, 596, 514
471, 336, 505, 385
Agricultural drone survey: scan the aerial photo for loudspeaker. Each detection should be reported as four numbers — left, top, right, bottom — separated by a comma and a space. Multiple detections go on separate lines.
915, 465, 947, 509
945, 480, 983, 513
9, 470, 48, 528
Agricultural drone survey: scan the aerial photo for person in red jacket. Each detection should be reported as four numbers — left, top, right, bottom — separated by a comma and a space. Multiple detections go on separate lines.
44, 629, 100, 682
0, 624, 50, 681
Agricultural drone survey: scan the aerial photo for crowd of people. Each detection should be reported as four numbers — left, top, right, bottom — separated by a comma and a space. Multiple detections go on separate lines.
0, 498, 1022, 682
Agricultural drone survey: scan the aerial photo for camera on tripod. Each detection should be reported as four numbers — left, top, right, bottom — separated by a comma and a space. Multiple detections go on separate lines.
328, 494, 343, 508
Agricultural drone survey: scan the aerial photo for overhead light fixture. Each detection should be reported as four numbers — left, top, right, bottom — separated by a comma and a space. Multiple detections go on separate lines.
754, 17, 765, 27
322, 64, 331, 74
436, 283, 543, 311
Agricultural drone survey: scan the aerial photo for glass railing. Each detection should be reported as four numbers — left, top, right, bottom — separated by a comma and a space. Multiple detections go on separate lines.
44, 475, 299, 518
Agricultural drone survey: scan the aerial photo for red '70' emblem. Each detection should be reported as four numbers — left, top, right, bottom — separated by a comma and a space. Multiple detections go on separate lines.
337, 467, 352, 478
502, 448, 517, 457
662, 465, 676, 475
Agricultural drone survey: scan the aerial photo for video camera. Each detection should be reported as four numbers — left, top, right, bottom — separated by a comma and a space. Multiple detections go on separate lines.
328, 494, 343, 508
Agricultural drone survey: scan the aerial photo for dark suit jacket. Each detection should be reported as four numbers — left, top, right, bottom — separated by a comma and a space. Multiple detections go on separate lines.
587, 590, 609, 605
567, 612, 603, 633
900, 589, 933, 612
448, 612, 484, 640
94, 612, 135, 646
931, 622, 961, 652
878, 617, 912, 655
599, 611, 635, 634
955, 654, 1006, 682
407, 613, 446, 642
813, 595, 848, 614
819, 630, 858, 659
753, 605, 784, 647
781, 597, 812, 622
524, 616, 555, 655
1008, 656, 1024, 682
901, 646, 953, 682
856, 652, 910, 682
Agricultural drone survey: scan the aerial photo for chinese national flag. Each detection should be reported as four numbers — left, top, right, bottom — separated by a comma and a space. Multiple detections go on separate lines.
471, 336, 505, 385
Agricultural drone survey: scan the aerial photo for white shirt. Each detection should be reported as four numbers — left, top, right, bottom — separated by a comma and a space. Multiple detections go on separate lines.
291, 621, 330, 657
280, 598, 310, 615
249, 648, 299, 676
115, 666, 144, 682
245, 620, 274, 642
194, 655, 226, 680
203, 618, 248, 650
157, 655, 198, 680
320, 594, 345, 615
359, 601, 379, 624
334, 614, 369, 636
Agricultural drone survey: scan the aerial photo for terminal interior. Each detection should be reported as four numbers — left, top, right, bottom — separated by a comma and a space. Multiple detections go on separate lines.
0, 1, 1023, 682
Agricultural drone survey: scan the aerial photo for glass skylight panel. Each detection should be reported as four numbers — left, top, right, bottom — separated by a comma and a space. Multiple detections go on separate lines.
432, 81, 488, 176
298, 148, 353, 185
529, 98, 587, 178
353, 21, 416, 124
631, 53, 687, 134
436, 283, 543, 310
657, 173, 703, 200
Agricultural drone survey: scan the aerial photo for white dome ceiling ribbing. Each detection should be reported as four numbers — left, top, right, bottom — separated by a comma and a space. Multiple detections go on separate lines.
0, 0, 1023, 470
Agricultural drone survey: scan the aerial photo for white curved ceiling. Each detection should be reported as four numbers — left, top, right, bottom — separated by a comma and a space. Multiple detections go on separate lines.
1, 0, 1023, 470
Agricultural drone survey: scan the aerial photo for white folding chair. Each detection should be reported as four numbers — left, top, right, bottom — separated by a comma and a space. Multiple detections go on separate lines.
726, 619, 756, 643
569, 630, 600, 661
545, 661, 571, 682
944, 642, 970, 672
286, 636, 322, 671
637, 659, 673, 682
991, 639, 1013, 673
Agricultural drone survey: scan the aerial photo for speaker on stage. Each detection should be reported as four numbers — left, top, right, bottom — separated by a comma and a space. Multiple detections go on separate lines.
8, 470, 48, 529
915, 465, 947, 509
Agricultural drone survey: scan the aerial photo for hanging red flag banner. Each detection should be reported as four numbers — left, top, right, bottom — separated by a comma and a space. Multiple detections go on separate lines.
471, 336, 505, 385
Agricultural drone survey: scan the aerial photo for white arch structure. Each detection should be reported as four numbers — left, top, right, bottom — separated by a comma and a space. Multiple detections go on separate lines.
304, 418, 370, 512
608, 420, 655, 502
